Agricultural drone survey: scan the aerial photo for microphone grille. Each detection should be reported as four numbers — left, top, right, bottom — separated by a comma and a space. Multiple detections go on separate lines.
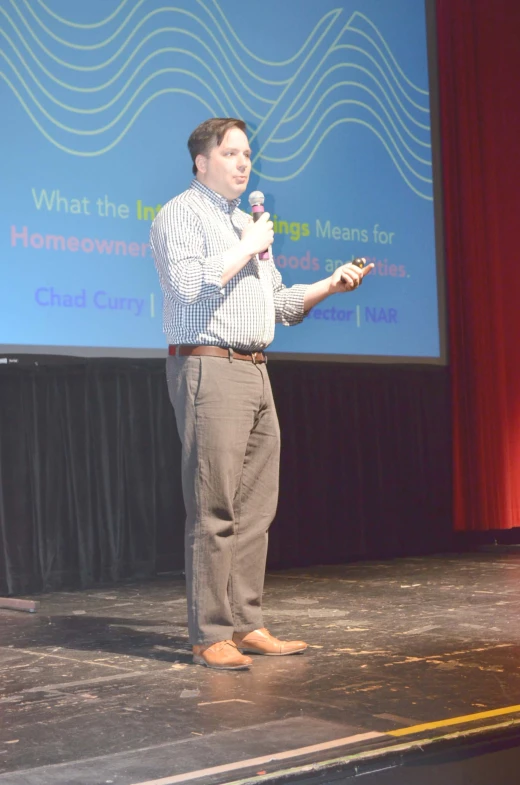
248, 190, 264, 207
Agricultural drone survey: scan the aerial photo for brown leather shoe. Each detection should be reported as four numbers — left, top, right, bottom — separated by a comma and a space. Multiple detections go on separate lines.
192, 640, 253, 670
233, 628, 307, 656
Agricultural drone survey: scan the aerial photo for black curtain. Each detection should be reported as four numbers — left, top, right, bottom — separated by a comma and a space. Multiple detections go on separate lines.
0, 358, 452, 595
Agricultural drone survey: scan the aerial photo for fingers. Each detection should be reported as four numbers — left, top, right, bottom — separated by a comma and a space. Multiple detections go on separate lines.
359, 262, 375, 281
340, 275, 359, 291
340, 261, 375, 290
340, 264, 363, 290
256, 213, 274, 232
258, 213, 274, 247
243, 211, 275, 256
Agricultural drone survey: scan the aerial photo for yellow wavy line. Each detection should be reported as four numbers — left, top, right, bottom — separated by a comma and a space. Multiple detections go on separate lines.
35, 0, 131, 29
253, 13, 356, 159
6, 4, 290, 89
33, 0, 330, 72
264, 100, 432, 181
332, 47, 429, 129
3, 63, 228, 134
1, 47, 242, 118
28, 3, 429, 109
2, 68, 433, 198
30, 0, 430, 108
1, 72, 217, 156
206, 0, 333, 68
352, 12, 429, 96
0, 26, 267, 119
253, 10, 430, 161
284, 64, 431, 146
347, 25, 429, 110
26, 0, 334, 79
249, 9, 343, 147
254, 118, 433, 200
6, 5, 430, 130
5, 53, 430, 170
274, 84, 431, 164
22, 0, 143, 47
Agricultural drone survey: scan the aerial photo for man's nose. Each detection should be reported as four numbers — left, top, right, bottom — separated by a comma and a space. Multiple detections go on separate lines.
237, 157, 250, 171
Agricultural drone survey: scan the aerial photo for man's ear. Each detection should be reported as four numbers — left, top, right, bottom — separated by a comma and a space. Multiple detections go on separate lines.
195, 154, 207, 174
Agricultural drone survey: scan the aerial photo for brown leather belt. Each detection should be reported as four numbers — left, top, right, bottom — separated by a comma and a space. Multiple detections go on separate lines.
168, 345, 267, 364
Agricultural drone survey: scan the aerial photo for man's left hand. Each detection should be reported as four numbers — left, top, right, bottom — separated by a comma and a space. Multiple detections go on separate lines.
329, 260, 375, 294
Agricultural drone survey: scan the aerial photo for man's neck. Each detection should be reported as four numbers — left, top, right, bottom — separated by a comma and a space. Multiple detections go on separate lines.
194, 177, 239, 206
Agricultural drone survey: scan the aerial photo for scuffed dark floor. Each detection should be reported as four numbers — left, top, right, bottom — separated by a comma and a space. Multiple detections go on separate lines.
1, 552, 520, 784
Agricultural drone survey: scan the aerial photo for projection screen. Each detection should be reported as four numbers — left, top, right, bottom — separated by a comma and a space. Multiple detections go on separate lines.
0, 0, 446, 362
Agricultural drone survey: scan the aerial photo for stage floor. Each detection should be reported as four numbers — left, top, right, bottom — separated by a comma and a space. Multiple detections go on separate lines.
1, 552, 520, 785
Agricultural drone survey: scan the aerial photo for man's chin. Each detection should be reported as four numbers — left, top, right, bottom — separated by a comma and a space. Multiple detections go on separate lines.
232, 179, 249, 196
218, 179, 248, 200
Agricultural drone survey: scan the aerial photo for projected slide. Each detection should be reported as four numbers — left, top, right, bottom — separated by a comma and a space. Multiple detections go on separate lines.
0, 0, 442, 359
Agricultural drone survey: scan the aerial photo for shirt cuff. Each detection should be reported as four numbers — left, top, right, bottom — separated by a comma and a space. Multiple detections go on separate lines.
274, 284, 308, 326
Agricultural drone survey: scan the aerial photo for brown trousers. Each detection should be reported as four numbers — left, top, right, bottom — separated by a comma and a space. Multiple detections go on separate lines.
166, 355, 280, 645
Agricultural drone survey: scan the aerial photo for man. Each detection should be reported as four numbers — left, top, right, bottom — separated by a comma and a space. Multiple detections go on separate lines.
150, 117, 373, 670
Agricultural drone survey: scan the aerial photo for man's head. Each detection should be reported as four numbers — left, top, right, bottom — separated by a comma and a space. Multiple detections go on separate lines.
188, 118, 252, 200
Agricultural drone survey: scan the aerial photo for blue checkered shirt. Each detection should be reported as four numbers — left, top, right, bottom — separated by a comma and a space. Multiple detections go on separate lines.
150, 179, 308, 351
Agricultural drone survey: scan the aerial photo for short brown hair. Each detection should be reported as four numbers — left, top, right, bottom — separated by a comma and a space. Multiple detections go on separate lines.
188, 117, 247, 175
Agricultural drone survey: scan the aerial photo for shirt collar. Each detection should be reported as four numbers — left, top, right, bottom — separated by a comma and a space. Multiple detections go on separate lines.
190, 179, 241, 214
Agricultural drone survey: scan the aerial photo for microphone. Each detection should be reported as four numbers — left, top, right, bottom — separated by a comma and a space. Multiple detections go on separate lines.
248, 190, 270, 260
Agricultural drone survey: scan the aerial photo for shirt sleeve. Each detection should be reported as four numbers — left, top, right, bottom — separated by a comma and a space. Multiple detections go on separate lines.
269, 261, 309, 326
150, 200, 225, 306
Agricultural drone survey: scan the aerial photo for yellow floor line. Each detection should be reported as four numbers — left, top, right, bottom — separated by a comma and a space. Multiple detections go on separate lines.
225, 718, 520, 785
125, 711, 520, 785
389, 704, 520, 737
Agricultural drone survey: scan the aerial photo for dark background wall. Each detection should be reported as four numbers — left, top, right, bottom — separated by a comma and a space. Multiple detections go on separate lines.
0, 357, 452, 594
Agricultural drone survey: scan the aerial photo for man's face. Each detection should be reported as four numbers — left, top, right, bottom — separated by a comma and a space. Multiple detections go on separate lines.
196, 127, 252, 200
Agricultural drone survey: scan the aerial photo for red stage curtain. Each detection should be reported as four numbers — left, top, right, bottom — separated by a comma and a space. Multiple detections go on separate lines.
436, 0, 520, 531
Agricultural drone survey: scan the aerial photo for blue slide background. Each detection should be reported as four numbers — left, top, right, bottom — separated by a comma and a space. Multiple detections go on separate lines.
0, 0, 442, 359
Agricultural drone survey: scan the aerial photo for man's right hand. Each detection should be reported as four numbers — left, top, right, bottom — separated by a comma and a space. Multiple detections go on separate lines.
241, 213, 274, 257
